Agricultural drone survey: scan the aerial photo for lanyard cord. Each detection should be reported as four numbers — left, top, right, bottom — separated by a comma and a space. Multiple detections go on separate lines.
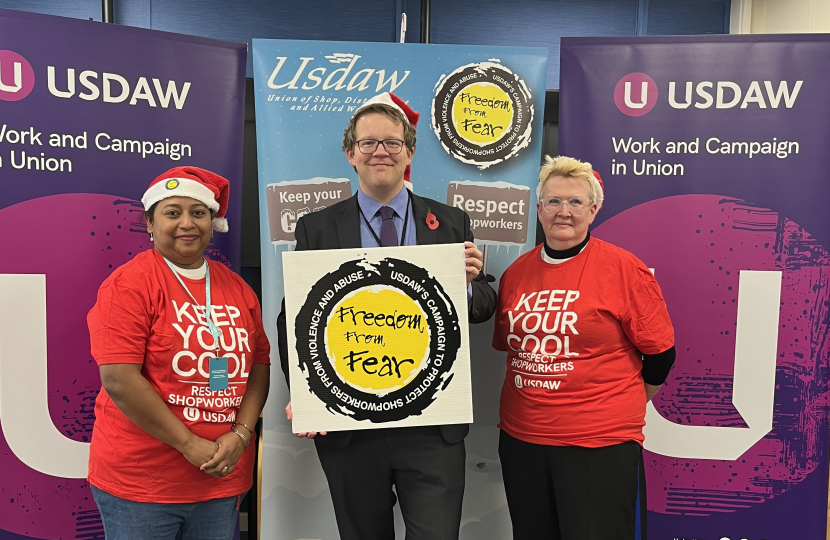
164, 257, 222, 356
357, 188, 411, 247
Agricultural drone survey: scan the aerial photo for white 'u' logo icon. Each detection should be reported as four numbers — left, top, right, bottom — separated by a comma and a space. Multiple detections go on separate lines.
624, 81, 648, 109
0, 60, 23, 93
644, 270, 782, 460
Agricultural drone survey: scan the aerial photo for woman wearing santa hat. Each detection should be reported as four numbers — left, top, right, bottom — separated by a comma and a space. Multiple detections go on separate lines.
86, 166, 270, 539
492, 155, 676, 540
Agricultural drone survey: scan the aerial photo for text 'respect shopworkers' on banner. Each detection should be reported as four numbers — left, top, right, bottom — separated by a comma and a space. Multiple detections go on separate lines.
253, 40, 547, 540
0, 8, 245, 540
560, 35, 830, 540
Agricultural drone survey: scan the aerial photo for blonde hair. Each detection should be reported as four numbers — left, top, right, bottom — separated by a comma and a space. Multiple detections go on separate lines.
536, 155, 602, 207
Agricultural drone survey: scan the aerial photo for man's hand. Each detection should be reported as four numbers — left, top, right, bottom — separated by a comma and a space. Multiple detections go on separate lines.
285, 401, 327, 439
464, 241, 483, 286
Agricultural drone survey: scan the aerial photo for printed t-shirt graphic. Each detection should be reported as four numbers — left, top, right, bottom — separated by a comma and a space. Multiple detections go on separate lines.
493, 238, 673, 448
87, 249, 270, 503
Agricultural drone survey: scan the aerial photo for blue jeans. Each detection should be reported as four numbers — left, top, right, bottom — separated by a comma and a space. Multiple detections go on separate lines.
91, 485, 239, 540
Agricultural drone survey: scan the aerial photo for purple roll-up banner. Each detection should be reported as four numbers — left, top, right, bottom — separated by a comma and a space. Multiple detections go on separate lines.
560, 35, 830, 540
0, 8, 245, 539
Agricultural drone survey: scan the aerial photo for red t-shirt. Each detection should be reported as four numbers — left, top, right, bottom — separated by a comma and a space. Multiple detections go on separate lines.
87, 249, 270, 503
493, 238, 674, 448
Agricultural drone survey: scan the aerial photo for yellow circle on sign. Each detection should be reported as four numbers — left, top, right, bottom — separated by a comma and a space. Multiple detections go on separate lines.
326, 286, 430, 395
452, 82, 514, 146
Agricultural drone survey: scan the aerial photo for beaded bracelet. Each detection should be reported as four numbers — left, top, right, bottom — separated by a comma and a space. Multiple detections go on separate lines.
231, 427, 250, 448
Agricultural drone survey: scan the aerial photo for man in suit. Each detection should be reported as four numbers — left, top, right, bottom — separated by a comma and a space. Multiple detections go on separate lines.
277, 92, 497, 540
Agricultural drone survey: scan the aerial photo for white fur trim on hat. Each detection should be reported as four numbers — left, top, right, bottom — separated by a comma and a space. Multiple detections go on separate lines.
141, 177, 221, 214
355, 92, 411, 124
212, 216, 229, 233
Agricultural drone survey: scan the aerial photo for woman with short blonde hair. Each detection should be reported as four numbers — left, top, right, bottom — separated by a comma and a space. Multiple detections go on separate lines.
493, 155, 675, 539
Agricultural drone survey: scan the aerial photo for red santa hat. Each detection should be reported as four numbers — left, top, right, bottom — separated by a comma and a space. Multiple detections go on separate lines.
354, 92, 419, 186
141, 166, 230, 232
591, 170, 604, 209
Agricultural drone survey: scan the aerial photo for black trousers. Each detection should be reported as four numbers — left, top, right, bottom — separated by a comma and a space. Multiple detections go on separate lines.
315, 426, 466, 540
499, 430, 646, 540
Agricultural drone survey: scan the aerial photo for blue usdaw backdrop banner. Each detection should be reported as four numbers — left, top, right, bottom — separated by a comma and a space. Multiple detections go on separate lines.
253, 39, 547, 539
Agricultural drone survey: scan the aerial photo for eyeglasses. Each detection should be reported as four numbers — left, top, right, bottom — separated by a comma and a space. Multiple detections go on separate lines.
539, 197, 590, 214
355, 139, 406, 154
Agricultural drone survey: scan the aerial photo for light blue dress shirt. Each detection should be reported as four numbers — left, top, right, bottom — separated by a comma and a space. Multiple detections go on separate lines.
357, 186, 417, 248
356, 186, 473, 300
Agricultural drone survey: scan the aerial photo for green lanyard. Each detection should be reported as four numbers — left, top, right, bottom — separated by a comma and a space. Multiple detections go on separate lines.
165, 257, 222, 357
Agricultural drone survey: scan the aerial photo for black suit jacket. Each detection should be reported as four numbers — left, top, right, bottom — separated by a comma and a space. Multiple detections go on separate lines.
277, 191, 497, 447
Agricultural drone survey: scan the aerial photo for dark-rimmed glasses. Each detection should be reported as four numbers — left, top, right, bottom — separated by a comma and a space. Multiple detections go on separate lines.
355, 139, 406, 154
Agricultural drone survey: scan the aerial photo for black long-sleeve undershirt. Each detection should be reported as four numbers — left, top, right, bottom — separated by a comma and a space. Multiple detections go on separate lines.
640, 346, 676, 385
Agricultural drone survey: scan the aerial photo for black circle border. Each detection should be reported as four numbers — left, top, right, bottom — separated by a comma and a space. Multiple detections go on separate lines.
294, 257, 462, 423
432, 63, 532, 165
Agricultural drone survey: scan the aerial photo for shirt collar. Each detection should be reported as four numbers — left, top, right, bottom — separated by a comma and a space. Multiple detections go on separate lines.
357, 184, 409, 219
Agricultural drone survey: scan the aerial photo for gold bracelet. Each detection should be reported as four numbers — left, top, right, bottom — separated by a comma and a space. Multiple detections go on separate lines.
231, 427, 250, 448
233, 422, 254, 435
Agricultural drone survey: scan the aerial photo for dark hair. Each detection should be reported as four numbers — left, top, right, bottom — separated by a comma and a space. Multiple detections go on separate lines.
143, 202, 159, 224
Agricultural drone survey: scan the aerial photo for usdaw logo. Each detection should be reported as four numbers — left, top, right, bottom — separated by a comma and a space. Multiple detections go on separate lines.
0, 50, 35, 102
614, 72, 658, 117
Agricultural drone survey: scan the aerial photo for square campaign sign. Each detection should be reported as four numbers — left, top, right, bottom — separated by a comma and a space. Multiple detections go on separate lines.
283, 244, 472, 433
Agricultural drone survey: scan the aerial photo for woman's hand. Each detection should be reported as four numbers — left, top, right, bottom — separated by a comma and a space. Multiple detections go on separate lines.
100, 364, 225, 466
179, 436, 220, 469
285, 401, 326, 439
200, 431, 246, 477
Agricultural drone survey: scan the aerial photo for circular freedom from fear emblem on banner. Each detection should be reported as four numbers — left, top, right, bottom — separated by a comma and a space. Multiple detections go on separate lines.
431, 60, 534, 170
294, 257, 461, 422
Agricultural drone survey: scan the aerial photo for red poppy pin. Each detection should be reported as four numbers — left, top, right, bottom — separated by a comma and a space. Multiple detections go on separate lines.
425, 208, 439, 230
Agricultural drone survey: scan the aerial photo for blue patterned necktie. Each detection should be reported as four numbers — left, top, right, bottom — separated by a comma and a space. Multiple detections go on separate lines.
379, 206, 398, 247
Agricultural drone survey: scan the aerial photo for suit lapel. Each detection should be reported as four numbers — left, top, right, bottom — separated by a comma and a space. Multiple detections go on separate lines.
335, 195, 362, 249
411, 192, 438, 246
